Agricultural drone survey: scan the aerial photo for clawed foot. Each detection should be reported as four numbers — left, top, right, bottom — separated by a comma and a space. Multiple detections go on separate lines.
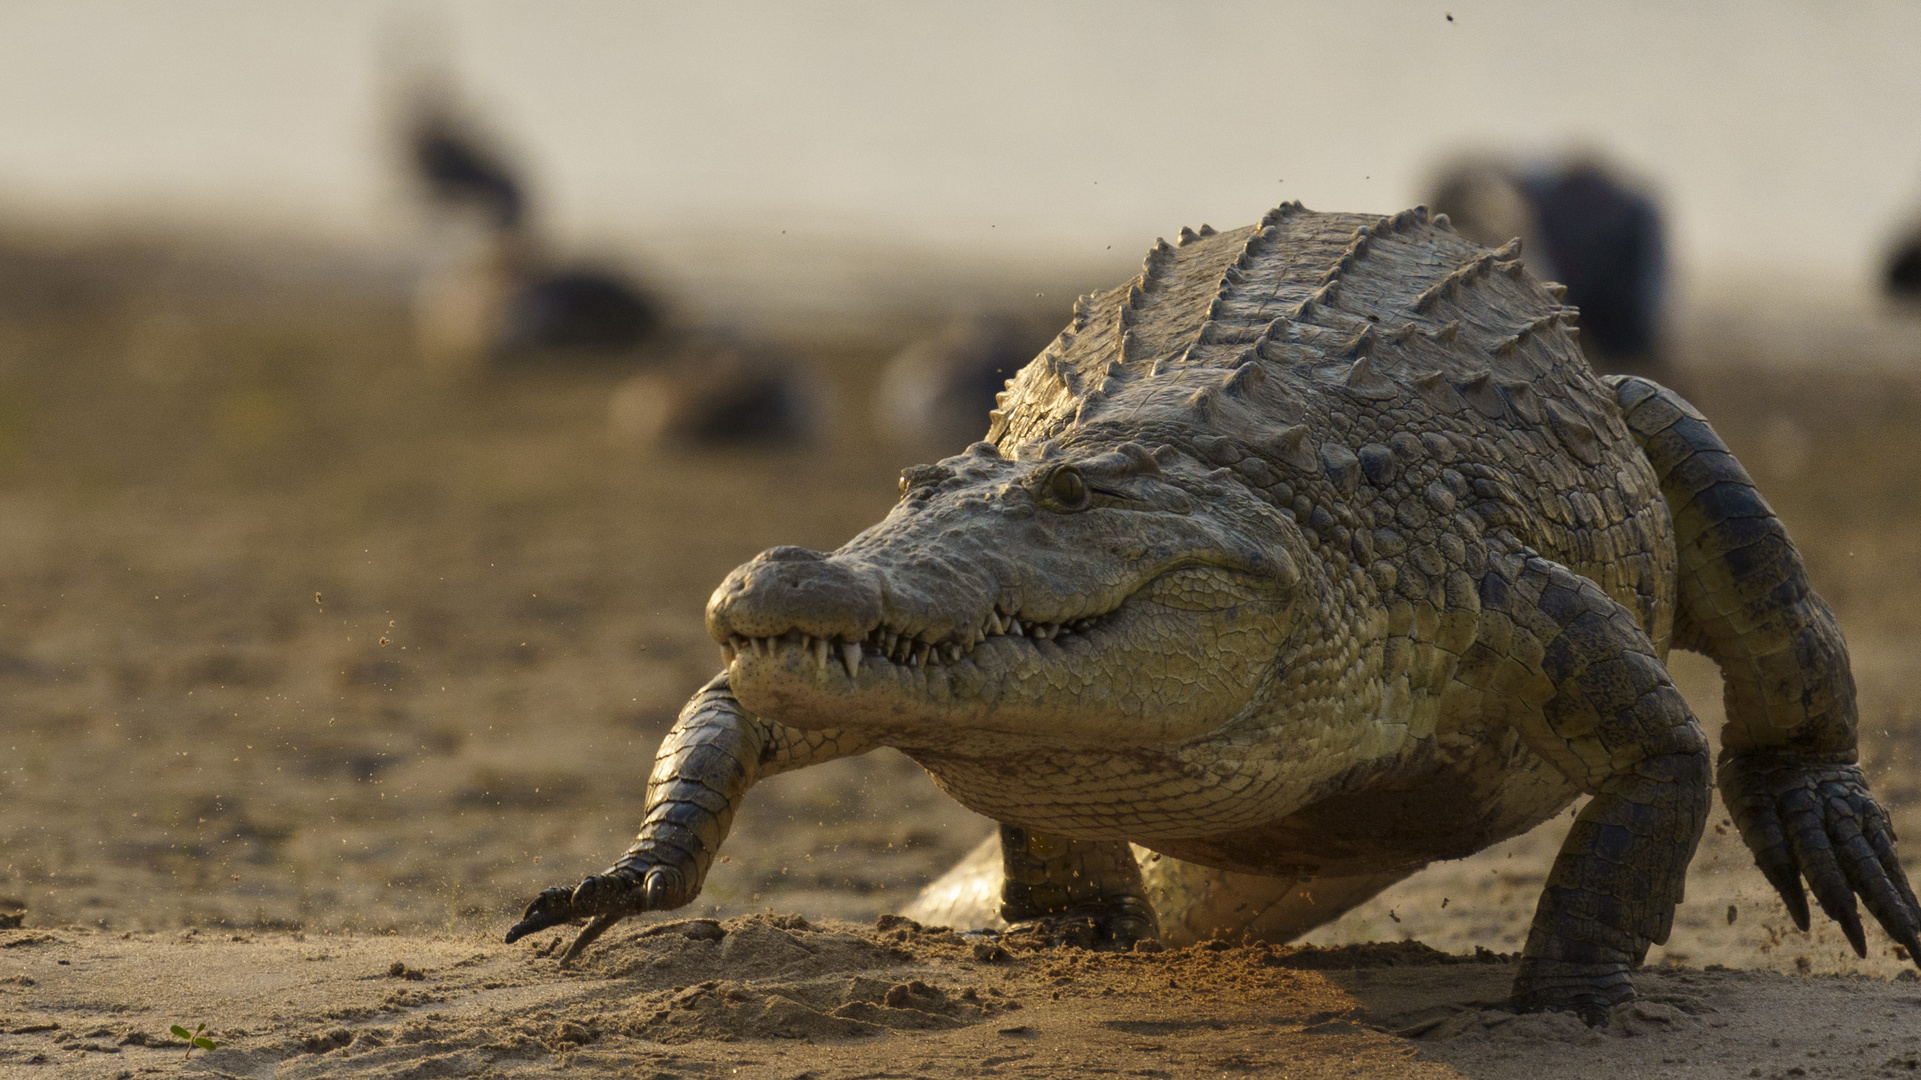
1003, 896, 1157, 952
1511, 958, 1634, 1027
504, 864, 691, 965
1720, 753, 1921, 964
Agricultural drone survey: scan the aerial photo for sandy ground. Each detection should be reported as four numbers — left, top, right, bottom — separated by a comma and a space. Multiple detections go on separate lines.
0, 233, 1920, 1077
13, 921, 1921, 1079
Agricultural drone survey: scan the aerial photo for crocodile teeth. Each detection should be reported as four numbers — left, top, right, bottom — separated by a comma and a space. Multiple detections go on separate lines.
845, 607, 1116, 667
811, 636, 830, 672
722, 639, 739, 664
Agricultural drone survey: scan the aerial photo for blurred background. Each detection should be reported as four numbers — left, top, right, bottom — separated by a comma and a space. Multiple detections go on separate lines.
1, 1, 1919, 975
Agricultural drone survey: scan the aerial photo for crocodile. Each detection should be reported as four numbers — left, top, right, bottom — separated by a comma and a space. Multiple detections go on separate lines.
506, 203, 1921, 1020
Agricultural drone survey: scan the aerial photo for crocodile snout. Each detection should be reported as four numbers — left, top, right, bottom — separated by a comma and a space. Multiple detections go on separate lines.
706, 545, 882, 644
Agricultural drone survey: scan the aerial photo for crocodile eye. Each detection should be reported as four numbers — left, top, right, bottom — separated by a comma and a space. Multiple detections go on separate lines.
1046, 466, 1088, 510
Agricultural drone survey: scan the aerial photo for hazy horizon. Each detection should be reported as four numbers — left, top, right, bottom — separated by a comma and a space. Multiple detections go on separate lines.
0, 1, 1917, 307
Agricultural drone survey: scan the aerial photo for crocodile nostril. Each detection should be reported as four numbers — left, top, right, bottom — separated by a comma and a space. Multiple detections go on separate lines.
707, 549, 882, 643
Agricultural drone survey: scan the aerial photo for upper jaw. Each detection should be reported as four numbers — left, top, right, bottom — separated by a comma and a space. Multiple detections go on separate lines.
720, 595, 1116, 681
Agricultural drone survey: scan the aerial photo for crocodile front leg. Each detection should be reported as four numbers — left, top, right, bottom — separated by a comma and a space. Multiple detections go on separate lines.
1610, 375, 1921, 964
997, 825, 1158, 950
1464, 554, 1711, 1023
506, 671, 873, 963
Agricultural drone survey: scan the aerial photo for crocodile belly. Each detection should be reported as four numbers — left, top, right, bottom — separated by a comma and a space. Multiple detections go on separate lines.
1150, 738, 1582, 879
903, 742, 1315, 844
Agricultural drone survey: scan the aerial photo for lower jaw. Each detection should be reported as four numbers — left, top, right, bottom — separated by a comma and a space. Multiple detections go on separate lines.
723, 640, 1229, 746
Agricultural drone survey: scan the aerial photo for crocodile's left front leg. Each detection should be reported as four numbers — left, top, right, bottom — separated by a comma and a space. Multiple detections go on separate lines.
1610, 375, 1921, 965
1463, 554, 1712, 1023
506, 672, 873, 963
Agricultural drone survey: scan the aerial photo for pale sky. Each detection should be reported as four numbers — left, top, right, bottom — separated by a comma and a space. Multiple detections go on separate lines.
0, 1, 1915, 299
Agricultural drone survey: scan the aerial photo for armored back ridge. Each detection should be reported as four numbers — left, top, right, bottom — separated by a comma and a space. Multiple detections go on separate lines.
503, 205, 1921, 1026
994, 204, 1590, 450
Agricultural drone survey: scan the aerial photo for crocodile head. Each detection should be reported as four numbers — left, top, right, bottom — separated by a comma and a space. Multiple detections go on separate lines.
707, 437, 1307, 745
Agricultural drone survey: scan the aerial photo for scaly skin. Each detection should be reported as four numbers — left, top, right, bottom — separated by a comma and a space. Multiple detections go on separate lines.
509, 204, 1921, 1021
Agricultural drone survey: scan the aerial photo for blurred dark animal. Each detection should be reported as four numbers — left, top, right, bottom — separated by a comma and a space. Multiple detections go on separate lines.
1428, 154, 1667, 378
873, 313, 1061, 454
408, 109, 524, 231
609, 334, 825, 448
497, 270, 658, 354
404, 101, 662, 369
1886, 224, 1921, 303
402, 92, 820, 446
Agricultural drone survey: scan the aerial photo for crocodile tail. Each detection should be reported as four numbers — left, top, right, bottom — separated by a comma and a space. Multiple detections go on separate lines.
898, 832, 1410, 946
1605, 374, 1858, 756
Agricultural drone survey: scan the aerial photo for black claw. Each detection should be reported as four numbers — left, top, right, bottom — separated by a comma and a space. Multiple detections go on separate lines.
1844, 818, 1921, 962
1723, 755, 1921, 966
1756, 855, 1812, 931
1867, 818, 1921, 918
558, 913, 626, 966
507, 862, 693, 958
1815, 896, 1863, 946
1003, 897, 1156, 952
1786, 792, 1866, 956
1835, 824, 1909, 960
504, 886, 582, 943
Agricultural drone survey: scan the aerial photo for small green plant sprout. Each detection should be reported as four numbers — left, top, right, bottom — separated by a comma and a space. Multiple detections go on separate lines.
171, 1022, 218, 1059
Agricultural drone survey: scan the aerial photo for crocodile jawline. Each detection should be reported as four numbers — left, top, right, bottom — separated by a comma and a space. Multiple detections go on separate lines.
722, 599, 1115, 680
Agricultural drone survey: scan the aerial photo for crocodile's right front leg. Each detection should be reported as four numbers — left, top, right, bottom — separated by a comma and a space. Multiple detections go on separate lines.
506, 671, 873, 963
1464, 554, 1712, 1023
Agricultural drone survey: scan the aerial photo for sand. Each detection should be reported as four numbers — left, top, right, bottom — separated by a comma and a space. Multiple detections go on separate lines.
1, 232, 1921, 1077
12, 919, 1921, 1079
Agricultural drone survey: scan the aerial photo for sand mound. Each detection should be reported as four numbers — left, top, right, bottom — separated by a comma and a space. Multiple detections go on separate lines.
570, 914, 1019, 1043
